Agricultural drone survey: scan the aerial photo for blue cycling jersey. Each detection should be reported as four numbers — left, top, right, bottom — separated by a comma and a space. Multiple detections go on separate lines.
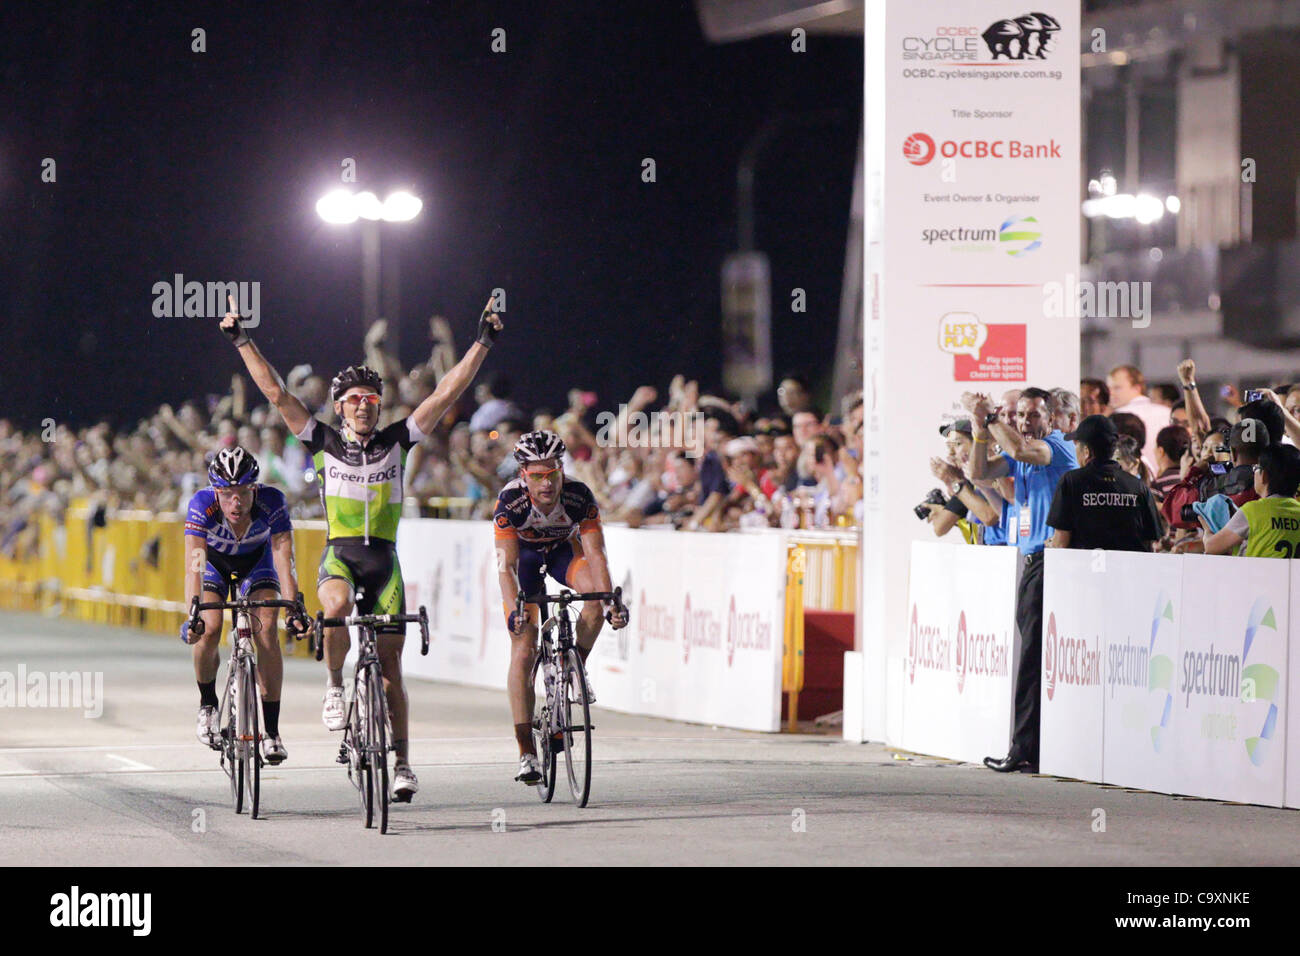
184, 486, 292, 556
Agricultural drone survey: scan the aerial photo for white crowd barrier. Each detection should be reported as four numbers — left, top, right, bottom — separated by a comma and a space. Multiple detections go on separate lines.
1044, 549, 1292, 808
896, 543, 1017, 765
393, 520, 788, 732
873, 542, 1297, 808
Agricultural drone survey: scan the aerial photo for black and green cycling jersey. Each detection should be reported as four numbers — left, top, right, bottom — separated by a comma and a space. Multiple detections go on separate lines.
294, 415, 425, 545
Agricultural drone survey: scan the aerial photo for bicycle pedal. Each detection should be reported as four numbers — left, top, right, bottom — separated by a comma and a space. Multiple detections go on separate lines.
336, 745, 349, 765
392, 791, 413, 804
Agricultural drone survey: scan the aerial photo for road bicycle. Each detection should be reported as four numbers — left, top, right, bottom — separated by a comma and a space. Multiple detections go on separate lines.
519, 586, 623, 808
187, 595, 307, 819
313, 607, 429, 834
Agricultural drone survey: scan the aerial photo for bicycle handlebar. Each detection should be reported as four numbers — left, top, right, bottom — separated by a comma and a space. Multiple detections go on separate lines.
190, 596, 305, 615
516, 586, 624, 608
312, 607, 431, 661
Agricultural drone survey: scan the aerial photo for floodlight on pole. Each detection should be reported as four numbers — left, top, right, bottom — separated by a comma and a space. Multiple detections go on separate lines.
316, 189, 359, 224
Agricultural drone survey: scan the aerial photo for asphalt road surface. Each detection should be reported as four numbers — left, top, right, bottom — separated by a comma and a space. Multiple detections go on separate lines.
1, 610, 1297, 866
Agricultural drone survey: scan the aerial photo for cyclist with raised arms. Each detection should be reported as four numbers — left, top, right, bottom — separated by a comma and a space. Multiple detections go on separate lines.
219, 295, 503, 801
494, 430, 629, 785
182, 446, 310, 764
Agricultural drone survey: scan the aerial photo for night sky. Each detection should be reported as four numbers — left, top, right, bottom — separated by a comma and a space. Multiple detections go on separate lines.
2, 1, 861, 431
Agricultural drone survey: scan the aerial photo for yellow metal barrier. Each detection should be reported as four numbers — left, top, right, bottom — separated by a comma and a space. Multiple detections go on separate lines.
783, 545, 806, 729
0, 504, 327, 654
781, 530, 858, 731
787, 530, 859, 612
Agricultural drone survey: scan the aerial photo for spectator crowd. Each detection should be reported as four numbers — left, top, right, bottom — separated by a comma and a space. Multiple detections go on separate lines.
0, 316, 864, 559
923, 360, 1300, 560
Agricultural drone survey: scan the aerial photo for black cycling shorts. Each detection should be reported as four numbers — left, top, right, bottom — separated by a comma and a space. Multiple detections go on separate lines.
317, 540, 406, 634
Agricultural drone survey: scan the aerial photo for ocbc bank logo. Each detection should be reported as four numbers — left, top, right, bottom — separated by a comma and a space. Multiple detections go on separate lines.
907, 603, 949, 683
1044, 612, 1101, 700
1044, 613, 1057, 699
955, 611, 968, 693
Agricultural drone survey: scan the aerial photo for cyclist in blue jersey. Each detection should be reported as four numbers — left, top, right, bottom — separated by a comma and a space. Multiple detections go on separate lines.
181, 446, 310, 764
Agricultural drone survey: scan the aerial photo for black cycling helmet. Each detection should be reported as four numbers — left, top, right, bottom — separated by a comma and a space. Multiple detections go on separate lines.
331, 364, 384, 403
513, 430, 566, 465
209, 446, 260, 488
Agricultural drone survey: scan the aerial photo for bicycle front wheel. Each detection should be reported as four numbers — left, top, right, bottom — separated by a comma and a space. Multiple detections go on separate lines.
562, 649, 593, 807
243, 656, 261, 820
354, 674, 374, 829
368, 664, 390, 834
219, 673, 240, 813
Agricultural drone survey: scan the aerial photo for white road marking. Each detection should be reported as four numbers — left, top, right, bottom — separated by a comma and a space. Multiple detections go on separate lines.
105, 753, 155, 771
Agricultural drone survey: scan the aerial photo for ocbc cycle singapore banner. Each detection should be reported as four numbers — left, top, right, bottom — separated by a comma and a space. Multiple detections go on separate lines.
859, 0, 1081, 742
1042, 550, 1292, 808
396, 521, 787, 733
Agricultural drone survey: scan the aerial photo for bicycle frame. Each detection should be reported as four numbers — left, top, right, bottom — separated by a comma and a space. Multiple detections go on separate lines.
522, 587, 622, 807
189, 595, 304, 819
314, 607, 429, 833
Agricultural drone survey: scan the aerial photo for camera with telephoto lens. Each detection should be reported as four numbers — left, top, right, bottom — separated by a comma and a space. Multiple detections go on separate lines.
914, 487, 946, 520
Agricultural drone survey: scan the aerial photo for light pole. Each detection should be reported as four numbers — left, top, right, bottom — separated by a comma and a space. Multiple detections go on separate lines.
316, 189, 423, 358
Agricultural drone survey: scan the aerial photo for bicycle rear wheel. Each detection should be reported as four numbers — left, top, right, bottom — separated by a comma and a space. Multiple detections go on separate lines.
562, 649, 593, 807
530, 652, 556, 803
368, 664, 390, 834
244, 656, 261, 819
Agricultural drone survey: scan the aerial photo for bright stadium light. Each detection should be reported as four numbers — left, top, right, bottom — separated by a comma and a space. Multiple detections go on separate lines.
316, 189, 359, 224
1134, 193, 1165, 224
382, 190, 422, 222
354, 191, 384, 221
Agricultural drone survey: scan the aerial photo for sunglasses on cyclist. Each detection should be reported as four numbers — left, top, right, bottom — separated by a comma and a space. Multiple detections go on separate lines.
340, 393, 381, 408
523, 466, 561, 481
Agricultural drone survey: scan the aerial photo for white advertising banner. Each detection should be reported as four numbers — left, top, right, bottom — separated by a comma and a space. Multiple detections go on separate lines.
1175, 556, 1288, 808
1040, 549, 1104, 781
859, 0, 1082, 741
395, 520, 786, 733
398, 518, 508, 689
899, 542, 1017, 763
1099, 552, 1183, 794
587, 528, 786, 732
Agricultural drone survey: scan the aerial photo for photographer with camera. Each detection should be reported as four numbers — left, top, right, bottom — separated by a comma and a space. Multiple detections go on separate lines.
1204, 444, 1300, 557
921, 419, 1004, 542
1161, 418, 1272, 538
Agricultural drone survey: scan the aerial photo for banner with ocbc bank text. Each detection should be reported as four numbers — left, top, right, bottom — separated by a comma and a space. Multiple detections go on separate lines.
901, 542, 1017, 763
859, 0, 1081, 743
397, 520, 787, 733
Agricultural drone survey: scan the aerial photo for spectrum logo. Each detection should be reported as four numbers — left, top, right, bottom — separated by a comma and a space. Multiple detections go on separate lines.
920, 214, 1042, 255
1043, 612, 1101, 701
1147, 591, 1176, 753
903, 134, 1062, 165
999, 215, 1041, 256
1241, 597, 1281, 767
